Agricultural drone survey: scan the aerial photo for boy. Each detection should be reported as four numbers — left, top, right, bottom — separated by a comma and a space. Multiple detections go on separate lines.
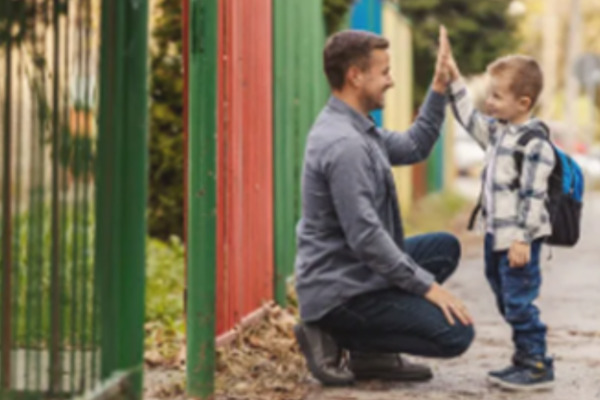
444, 36, 556, 391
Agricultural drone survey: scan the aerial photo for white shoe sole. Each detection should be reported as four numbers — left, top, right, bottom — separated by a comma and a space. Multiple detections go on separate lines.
487, 375, 555, 392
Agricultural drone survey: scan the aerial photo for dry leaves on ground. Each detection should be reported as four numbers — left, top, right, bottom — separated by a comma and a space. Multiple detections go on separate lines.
215, 302, 311, 400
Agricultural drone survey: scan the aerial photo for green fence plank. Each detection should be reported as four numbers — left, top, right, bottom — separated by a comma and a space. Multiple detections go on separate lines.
186, 0, 217, 397
273, 0, 329, 306
96, 0, 149, 398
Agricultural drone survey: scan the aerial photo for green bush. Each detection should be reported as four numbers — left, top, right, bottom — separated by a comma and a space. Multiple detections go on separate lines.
148, 0, 184, 239
145, 236, 185, 333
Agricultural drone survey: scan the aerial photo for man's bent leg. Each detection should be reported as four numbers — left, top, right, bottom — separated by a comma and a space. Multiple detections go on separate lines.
317, 288, 475, 380
316, 232, 470, 381
404, 232, 461, 284
320, 289, 474, 357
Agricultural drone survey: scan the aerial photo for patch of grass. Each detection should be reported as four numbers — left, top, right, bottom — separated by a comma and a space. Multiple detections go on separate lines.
144, 236, 185, 365
404, 190, 471, 237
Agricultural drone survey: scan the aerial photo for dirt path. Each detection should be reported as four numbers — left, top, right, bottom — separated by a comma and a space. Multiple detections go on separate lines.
308, 193, 600, 400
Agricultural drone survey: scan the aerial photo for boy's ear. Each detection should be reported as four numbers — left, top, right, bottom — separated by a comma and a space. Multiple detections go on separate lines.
519, 96, 532, 111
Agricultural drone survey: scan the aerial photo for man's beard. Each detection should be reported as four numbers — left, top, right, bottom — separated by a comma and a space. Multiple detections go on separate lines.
361, 92, 385, 112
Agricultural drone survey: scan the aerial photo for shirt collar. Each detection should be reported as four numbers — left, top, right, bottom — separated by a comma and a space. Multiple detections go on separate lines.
327, 95, 377, 135
503, 117, 541, 135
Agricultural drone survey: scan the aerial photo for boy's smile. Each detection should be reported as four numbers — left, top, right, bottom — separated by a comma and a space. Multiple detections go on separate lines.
485, 72, 532, 125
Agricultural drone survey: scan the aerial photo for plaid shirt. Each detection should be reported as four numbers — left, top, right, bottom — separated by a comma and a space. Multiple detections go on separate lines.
448, 80, 556, 251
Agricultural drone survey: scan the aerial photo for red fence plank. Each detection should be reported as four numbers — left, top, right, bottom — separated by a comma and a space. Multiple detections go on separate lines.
216, 0, 274, 335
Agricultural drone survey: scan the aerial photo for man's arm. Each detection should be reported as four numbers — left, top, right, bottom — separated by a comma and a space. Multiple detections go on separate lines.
381, 89, 447, 166
515, 137, 556, 243
324, 137, 434, 295
382, 25, 451, 166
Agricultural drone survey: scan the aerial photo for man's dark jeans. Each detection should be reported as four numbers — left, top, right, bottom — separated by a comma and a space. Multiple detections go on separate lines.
316, 232, 475, 358
484, 234, 547, 357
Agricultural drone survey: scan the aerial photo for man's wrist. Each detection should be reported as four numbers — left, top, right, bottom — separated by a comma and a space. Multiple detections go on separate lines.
431, 81, 447, 94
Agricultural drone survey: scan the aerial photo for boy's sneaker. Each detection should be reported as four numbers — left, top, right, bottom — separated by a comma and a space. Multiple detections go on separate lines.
488, 364, 520, 379
488, 356, 554, 391
487, 352, 530, 379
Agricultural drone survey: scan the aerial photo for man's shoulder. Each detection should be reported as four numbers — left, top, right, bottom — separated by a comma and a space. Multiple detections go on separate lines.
309, 109, 363, 147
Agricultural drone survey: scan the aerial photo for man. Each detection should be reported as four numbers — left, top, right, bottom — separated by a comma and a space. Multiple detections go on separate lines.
294, 27, 475, 386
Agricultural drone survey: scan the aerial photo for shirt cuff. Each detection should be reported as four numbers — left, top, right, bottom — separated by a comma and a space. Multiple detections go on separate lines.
407, 267, 436, 297
447, 79, 467, 98
424, 88, 447, 111
514, 228, 533, 244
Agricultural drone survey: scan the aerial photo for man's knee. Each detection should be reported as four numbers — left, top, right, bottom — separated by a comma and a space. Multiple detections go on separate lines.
437, 323, 475, 358
439, 232, 461, 265
434, 232, 461, 277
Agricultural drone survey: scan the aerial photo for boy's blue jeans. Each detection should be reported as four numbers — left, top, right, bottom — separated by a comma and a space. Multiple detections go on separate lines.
485, 234, 547, 358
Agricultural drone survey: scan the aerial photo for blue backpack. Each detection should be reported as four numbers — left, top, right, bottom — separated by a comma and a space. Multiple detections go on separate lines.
513, 125, 584, 246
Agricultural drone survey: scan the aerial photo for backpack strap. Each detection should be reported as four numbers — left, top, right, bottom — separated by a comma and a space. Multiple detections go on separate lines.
511, 127, 550, 190
467, 199, 482, 230
467, 168, 486, 231
468, 123, 550, 231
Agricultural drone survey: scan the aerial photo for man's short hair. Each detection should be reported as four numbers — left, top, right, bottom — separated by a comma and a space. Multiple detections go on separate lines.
487, 55, 544, 109
323, 30, 389, 90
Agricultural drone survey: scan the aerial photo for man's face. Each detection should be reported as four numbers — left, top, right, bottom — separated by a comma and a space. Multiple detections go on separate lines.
355, 49, 394, 111
485, 72, 530, 123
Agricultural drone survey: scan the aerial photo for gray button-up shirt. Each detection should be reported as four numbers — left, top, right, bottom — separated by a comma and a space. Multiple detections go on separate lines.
295, 90, 447, 322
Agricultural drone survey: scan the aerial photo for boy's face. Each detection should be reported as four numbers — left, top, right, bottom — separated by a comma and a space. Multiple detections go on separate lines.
485, 72, 532, 124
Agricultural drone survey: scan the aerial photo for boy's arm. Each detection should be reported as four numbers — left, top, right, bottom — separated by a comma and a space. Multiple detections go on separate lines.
447, 79, 496, 149
514, 137, 556, 243
443, 31, 494, 149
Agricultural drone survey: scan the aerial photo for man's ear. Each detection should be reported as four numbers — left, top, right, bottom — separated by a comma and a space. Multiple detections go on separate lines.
346, 65, 363, 88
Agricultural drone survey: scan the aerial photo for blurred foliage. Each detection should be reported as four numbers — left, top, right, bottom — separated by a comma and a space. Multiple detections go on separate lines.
0, 205, 96, 347
396, 0, 519, 110
323, 0, 354, 35
0, 206, 185, 350
148, 0, 184, 239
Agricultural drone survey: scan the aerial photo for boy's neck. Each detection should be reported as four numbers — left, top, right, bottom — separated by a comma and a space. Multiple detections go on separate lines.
508, 113, 531, 126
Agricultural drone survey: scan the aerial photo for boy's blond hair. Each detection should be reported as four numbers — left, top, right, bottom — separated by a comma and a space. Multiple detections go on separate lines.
487, 55, 543, 110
